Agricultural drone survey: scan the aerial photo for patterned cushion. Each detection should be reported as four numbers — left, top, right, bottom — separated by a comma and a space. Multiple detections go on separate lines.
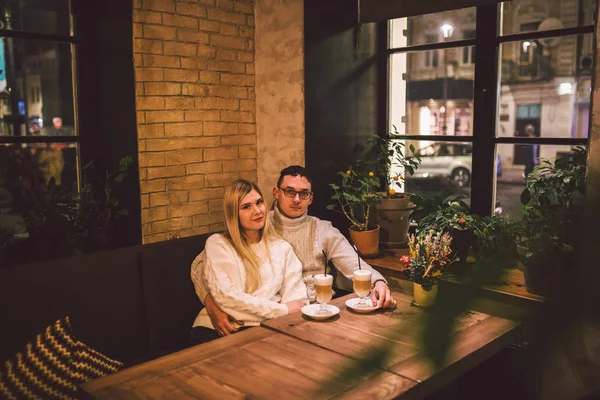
70, 343, 123, 384
0, 317, 123, 400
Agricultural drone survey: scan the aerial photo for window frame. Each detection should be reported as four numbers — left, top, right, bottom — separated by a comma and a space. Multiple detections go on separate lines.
383, 3, 591, 216
0, 1, 79, 147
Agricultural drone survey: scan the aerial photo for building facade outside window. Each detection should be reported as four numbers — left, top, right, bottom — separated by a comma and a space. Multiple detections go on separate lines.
387, 0, 593, 218
0, 0, 79, 260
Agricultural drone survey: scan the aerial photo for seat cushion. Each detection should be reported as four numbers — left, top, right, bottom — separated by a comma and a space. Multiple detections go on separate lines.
139, 234, 209, 355
0, 246, 148, 365
0, 317, 79, 399
0, 317, 123, 400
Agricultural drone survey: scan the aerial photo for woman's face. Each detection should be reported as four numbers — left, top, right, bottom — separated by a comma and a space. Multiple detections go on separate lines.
239, 189, 266, 233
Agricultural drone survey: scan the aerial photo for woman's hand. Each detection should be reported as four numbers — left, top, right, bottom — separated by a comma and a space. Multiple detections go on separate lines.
285, 299, 306, 314
204, 294, 244, 336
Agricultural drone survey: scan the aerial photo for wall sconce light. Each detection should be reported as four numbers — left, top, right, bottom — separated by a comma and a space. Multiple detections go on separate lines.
557, 82, 574, 95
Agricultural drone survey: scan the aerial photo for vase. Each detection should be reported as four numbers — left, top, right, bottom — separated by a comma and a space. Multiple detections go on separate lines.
413, 282, 438, 307
372, 193, 415, 249
349, 225, 380, 258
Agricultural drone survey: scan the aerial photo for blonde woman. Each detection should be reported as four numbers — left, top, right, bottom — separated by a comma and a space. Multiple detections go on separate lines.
190, 179, 307, 344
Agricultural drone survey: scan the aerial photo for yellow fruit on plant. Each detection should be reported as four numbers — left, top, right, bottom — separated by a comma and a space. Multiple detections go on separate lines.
369, 171, 374, 177
389, 189, 396, 195
346, 170, 351, 175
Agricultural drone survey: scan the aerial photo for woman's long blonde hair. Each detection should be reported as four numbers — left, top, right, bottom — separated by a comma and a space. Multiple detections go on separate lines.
223, 179, 272, 293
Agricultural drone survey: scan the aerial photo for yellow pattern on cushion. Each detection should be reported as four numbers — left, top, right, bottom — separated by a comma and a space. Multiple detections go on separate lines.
70, 342, 123, 384
0, 317, 79, 399
0, 317, 124, 400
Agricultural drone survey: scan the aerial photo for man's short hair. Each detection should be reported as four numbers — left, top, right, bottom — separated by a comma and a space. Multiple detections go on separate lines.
277, 165, 313, 188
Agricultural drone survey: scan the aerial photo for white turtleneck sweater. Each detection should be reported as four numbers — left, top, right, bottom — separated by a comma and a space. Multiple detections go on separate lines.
192, 206, 386, 306
191, 234, 307, 330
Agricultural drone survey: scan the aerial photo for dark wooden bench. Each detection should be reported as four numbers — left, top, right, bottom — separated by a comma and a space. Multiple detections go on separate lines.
0, 234, 210, 366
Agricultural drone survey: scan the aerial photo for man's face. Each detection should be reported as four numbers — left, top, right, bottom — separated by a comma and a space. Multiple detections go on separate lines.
273, 175, 313, 218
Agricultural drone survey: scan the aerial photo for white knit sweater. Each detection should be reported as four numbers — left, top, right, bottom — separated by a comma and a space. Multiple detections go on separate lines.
191, 207, 387, 308
191, 234, 307, 329
270, 205, 386, 291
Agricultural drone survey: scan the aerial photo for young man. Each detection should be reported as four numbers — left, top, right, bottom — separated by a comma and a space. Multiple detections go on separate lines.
192, 165, 396, 336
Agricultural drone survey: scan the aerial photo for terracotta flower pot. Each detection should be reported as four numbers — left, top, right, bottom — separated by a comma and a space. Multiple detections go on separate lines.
349, 225, 380, 258
413, 282, 438, 307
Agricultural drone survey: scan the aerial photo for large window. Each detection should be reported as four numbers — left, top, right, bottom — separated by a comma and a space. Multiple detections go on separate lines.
0, 2, 78, 243
387, 0, 593, 217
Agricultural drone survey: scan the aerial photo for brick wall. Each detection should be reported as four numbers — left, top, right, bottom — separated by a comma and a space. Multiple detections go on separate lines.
133, 0, 256, 243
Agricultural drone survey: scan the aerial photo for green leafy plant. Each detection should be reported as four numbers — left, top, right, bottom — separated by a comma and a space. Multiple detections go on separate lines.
410, 190, 471, 233
519, 146, 586, 251
358, 128, 421, 197
327, 166, 380, 231
473, 215, 518, 255
23, 156, 133, 257
73, 156, 133, 234
402, 230, 456, 290
517, 147, 586, 295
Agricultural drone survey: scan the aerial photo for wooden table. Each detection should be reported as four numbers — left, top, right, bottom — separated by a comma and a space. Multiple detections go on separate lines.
82, 291, 521, 399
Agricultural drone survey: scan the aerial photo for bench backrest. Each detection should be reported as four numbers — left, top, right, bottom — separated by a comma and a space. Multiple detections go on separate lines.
0, 233, 210, 365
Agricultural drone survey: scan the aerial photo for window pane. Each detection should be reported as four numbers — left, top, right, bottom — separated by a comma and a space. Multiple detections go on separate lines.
0, 38, 75, 136
390, 48, 474, 136
497, 34, 593, 138
389, 7, 476, 49
0, 142, 78, 238
494, 144, 582, 218
398, 140, 474, 208
499, 0, 596, 36
2, 0, 71, 36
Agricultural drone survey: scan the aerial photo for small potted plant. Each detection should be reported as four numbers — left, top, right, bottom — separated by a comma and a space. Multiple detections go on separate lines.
517, 147, 586, 296
327, 166, 381, 257
411, 191, 478, 267
359, 129, 421, 247
401, 230, 455, 306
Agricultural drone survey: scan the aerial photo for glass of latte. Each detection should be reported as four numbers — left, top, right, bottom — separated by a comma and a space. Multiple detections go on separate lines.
314, 274, 333, 315
353, 269, 372, 307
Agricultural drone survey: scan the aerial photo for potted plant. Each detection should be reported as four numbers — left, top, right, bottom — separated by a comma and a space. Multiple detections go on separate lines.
401, 230, 455, 306
411, 191, 478, 267
517, 147, 586, 296
23, 176, 80, 259
23, 156, 133, 261
72, 156, 133, 252
327, 166, 381, 257
359, 129, 421, 247
473, 215, 519, 263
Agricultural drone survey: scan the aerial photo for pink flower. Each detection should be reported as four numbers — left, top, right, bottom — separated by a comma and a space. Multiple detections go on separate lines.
400, 255, 411, 267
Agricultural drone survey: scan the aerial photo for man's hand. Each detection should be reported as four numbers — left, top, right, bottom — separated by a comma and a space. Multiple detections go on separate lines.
285, 299, 306, 314
204, 294, 244, 336
370, 281, 396, 308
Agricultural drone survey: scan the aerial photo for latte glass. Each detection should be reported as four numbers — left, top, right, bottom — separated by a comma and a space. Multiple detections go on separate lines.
314, 274, 333, 315
353, 270, 372, 307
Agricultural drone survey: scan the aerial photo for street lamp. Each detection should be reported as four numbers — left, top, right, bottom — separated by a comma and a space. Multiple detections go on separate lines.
440, 23, 454, 39
439, 23, 454, 135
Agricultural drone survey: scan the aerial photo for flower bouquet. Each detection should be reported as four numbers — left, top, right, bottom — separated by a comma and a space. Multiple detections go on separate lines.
401, 231, 455, 306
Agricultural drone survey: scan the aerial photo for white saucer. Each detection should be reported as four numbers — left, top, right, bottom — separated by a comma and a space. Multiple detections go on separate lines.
301, 304, 340, 320
345, 297, 378, 313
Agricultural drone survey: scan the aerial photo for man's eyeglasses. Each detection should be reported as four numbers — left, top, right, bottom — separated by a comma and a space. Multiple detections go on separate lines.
278, 187, 312, 200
